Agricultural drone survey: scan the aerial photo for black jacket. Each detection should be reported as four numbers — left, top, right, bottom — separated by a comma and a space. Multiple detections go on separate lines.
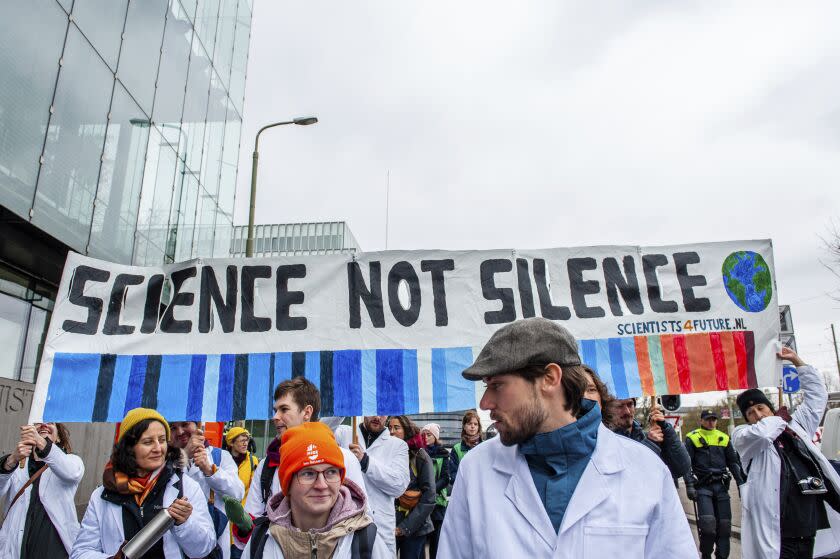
616, 420, 691, 478
396, 448, 436, 537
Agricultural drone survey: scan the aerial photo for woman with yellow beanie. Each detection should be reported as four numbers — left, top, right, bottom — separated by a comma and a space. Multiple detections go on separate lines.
71, 408, 217, 559
242, 422, 384, 559
223, 426, 259, 559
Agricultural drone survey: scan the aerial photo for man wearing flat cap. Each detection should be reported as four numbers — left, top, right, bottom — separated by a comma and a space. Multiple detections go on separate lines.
437, 317, 696, 559
733, 347, 840, 559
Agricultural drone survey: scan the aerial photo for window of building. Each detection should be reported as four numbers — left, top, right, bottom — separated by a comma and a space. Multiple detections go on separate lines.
0, 266, 55, 384
118, 0, 167, 115
72, 0, 129, 73
0, 0, 68, 218
32, 25, 114, 253
89, 82, 150, 263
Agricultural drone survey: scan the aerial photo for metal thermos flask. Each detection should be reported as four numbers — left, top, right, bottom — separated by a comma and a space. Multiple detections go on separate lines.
121, 508, 175, 559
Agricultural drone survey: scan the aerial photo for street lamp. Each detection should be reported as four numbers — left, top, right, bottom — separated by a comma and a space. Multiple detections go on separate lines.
246, 116, 318, 257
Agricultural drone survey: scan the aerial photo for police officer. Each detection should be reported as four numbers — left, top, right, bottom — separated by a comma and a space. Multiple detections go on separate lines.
685, 410, 746, 559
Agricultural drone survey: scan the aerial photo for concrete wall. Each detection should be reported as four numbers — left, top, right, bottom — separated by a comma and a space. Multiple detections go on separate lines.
0, 377, 115, 518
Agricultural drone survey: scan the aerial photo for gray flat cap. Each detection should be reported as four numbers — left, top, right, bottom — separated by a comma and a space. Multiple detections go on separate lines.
462, 317, 582, 380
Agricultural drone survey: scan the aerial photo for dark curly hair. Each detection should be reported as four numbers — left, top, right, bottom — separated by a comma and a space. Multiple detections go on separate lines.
389, 415, 423, 462
111, 419, 182, 476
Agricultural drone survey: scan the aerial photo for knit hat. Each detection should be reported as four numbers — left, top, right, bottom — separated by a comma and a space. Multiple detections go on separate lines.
225, 426, 251, 446
736, 389, 775, 419
119, 408, 170, 442
279, 422, 345, 495
422, 423, 441, 442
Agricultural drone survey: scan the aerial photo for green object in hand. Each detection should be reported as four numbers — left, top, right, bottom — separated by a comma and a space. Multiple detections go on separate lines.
222, 495, 253, 532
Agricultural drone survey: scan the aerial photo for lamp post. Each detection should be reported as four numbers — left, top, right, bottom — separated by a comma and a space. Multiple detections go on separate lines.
246, 116, 318, 257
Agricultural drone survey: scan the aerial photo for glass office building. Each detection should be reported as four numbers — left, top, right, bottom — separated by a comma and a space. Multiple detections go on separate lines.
229, 222, 361, 257
0, 0, 252, 383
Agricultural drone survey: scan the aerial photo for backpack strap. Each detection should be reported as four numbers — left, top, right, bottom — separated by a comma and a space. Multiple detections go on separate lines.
260, 463, 278, 505
249, 516, 272, 559
351, 522, 378, 559
7, 464, 48, 512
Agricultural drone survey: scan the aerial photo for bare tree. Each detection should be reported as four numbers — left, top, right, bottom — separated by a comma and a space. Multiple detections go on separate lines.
820, 218, 840, 290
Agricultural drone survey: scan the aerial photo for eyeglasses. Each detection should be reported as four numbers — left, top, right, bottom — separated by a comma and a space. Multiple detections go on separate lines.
296, 467, 342, 485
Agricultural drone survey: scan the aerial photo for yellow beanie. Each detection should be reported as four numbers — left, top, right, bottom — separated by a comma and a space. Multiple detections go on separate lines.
225, 426, 251, 445
119, 407, 170, 442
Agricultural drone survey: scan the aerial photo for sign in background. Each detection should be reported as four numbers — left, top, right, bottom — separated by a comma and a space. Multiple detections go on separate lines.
782, 364, 801, 394
31, 240, 781, 422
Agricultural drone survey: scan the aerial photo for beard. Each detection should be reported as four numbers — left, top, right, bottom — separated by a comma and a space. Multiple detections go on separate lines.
613, 414, 633, 432
495, 392, 548, 446
364, 418, 385, 433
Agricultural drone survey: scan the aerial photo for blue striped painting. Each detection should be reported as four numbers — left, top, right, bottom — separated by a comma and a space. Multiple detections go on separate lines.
42, 333, 710, 422
43, 347, 482, 422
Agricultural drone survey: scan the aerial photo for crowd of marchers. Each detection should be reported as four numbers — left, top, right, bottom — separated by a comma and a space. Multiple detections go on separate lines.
1, 318, 839, 559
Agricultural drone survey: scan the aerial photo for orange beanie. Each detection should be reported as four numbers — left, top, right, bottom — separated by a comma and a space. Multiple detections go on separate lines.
279, 422, 345, 495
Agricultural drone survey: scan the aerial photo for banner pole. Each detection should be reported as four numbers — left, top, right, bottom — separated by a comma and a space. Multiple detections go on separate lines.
725, 390, 736, 433
352, 417, 358, 446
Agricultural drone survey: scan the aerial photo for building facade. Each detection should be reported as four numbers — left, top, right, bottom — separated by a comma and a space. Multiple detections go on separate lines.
1, 0, 251, 382
0, 0, 253, 515
230, 221, 361, 257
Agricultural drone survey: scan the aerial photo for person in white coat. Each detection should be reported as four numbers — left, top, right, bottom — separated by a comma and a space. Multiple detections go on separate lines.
438, 317, 696, 559
71, 407, 217, 559
170, 420, 245, 559
348, 415, 410, 556
733, 347, 840, 559
0, 422, 83, 559
242, 422, 385, 558
230, 378, 367, 553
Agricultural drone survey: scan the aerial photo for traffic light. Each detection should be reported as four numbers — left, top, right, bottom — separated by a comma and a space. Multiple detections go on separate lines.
660, 395, 681, 412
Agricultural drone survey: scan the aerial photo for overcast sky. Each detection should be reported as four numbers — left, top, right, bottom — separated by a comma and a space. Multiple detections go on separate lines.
235, 1, 840, 397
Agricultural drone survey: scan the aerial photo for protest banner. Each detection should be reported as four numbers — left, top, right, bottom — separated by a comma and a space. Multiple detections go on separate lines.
30, 240, 780, 422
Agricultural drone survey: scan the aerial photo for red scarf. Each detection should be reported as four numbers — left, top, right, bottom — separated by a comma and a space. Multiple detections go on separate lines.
462, 434, 481, 448
265, 437, 281, 467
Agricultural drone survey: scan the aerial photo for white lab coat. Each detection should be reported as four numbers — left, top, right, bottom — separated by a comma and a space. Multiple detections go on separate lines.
185, 445, 245, 559
0, 443, 84, 559
71, 468, 216, 559
438, 424, 696, 559
343, 425, 410, 557
733, 364, 840, 559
